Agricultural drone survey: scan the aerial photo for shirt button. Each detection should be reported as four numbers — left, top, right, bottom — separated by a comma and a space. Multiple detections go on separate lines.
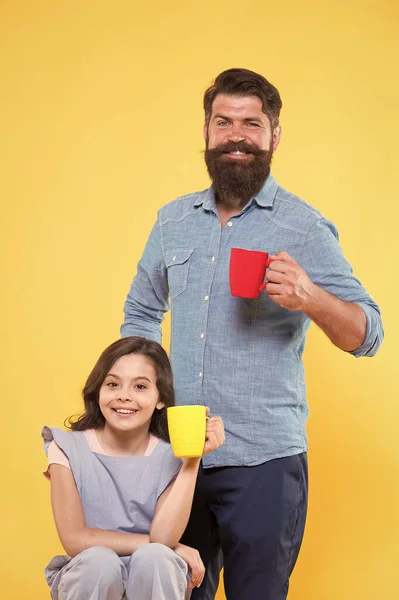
227, 221, 233, 227
172, 256, 176, 261
211, 256, 215, 262
204, 295, 209, 301
199, 372, 203, 377
200, 333, 205, 339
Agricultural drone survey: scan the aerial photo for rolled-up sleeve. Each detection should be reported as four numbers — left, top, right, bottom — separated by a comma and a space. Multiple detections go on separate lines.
300, 218, 384, 357
121, 220, 169, 343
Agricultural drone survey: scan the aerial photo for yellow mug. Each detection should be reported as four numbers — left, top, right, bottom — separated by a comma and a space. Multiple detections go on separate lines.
167, 405, 207, 458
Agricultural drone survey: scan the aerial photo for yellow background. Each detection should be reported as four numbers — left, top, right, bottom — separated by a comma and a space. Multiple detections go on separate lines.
1, 1, 398, 598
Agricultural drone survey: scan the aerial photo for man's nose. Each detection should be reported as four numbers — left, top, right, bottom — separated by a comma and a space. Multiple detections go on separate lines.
228, 124, 245, 143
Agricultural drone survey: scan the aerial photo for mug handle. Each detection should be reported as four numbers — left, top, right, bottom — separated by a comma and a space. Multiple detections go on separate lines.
259, 257, 271, 293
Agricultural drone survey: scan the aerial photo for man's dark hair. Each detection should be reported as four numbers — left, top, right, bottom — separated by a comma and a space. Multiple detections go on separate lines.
203, 68, 282, 129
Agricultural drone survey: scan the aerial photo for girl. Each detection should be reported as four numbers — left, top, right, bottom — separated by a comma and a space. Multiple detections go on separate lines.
42, 336, 225, 600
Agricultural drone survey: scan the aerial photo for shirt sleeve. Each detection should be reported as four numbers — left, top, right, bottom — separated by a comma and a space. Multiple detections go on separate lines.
299, 217, 384, 358
43, 440, 72, 479
157, 445, 183, 498
121, 220, 169, 343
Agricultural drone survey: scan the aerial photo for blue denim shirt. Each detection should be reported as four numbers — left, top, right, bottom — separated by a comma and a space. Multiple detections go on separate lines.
121, 175, 383, 468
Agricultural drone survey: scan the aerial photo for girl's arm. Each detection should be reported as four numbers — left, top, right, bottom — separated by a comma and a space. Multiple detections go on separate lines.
50, 464, 149, 557
149, 414, 225, 548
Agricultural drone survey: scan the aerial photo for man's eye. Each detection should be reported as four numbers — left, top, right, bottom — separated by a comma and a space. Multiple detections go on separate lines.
247, 122, 259, 127
217, 121, 229, 127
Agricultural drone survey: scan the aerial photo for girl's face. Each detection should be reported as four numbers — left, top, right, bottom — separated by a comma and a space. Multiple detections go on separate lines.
98, 353, 164, 434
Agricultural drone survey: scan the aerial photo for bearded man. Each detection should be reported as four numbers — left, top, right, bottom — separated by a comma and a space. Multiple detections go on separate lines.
121, 68, 383, 600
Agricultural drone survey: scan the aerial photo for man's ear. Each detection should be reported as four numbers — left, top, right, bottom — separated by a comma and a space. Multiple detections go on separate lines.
272, 125, 282, 152
203, 122, 208, 143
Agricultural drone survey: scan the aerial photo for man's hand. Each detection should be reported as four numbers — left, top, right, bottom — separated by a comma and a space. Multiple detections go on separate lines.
173, 543, 205, 589
266, 251, 314, 310
265, 251, 367, 351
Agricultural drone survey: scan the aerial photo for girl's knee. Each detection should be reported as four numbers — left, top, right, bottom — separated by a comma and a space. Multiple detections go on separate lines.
69, 546, 123, 582
59, 547, 124, 599
127, 544, 188, 597
131, 543, 175, 565
77, 546, 120, 568
130, 543, 188, 580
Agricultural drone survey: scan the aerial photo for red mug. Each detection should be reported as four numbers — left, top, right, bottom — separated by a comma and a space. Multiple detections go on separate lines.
229, 248, 270, 299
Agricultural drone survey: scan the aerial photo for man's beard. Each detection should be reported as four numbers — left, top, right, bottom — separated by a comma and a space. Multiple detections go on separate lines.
204, 140, 273, 207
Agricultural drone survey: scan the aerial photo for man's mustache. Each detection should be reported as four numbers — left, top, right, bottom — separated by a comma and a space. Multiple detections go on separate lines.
206, 141, 267, 158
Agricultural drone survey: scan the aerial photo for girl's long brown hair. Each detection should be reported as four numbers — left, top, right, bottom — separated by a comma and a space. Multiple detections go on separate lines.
66, 337, 174, 442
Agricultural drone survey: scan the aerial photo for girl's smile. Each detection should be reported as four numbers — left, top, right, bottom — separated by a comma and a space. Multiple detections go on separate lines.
112, 407, 139, 418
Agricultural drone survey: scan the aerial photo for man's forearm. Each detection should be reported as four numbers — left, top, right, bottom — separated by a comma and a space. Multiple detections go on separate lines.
302, 282, 367, 352
121, 309, 163, 343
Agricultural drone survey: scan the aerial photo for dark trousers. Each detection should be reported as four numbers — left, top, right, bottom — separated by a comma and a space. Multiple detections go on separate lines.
181, 453, 308, 600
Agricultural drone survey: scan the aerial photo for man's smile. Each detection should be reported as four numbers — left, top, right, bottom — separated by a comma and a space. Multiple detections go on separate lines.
222, 150, 253, 160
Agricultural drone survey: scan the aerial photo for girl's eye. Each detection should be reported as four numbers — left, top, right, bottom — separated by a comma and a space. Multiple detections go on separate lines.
135, 384, 147, 390
106, 381, 118, 388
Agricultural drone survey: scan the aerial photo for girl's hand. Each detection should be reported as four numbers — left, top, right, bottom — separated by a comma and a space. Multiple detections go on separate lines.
202, 408, 225, 456
173, 542, 205, 589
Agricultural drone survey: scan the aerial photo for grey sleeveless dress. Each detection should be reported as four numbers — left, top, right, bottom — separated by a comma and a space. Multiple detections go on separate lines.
42, 426, 183, 586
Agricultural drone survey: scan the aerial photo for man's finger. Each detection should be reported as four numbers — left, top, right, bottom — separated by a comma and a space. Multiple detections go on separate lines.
269, 251, 297, 265
265, 269, 285, 282
267, 259, 290, 274
265, 282, 284, 295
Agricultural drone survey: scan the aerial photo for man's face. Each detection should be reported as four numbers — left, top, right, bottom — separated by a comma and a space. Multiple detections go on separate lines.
204, 94, 281, 204
205, 94, 279, 153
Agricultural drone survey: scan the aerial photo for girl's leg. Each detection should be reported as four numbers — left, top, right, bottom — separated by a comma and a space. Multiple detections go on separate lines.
53, 547, 126, 600
126, 543, 188, 600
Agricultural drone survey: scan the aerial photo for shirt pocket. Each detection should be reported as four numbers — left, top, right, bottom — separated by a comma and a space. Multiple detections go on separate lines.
165, 248, 194, 300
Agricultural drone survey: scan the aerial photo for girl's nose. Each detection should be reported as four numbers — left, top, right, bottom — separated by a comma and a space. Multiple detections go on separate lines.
117, 392, 132, 402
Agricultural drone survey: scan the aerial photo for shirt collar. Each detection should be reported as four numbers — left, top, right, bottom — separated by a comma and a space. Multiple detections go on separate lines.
194, 187, 216, 210
253, 174, 278, 208
193, 173, 278, 210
